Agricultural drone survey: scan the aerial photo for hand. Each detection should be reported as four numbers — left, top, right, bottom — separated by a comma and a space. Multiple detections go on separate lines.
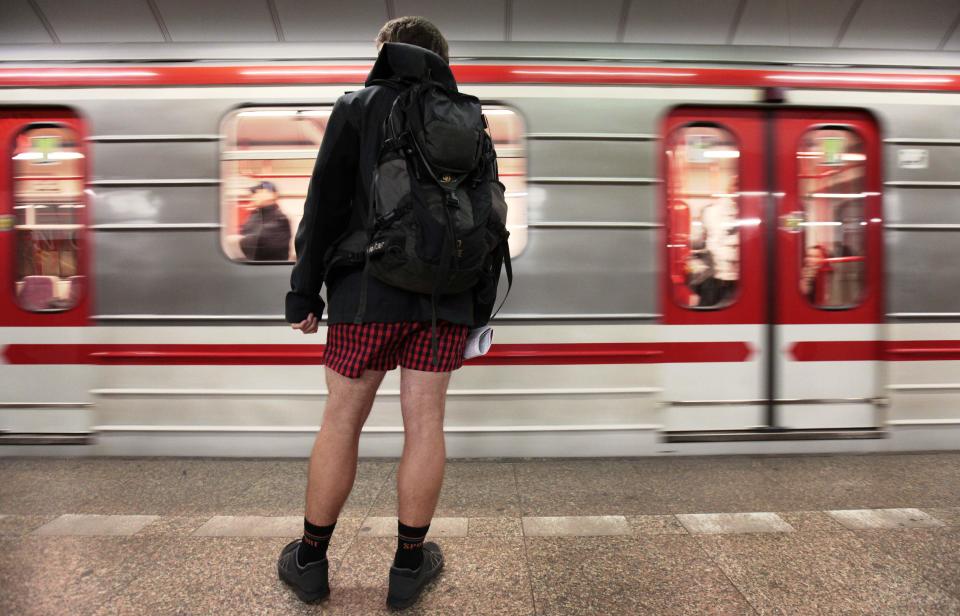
292, 312, 319, 334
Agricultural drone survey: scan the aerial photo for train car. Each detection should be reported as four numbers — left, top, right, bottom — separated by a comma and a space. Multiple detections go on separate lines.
1, 42, 958, 457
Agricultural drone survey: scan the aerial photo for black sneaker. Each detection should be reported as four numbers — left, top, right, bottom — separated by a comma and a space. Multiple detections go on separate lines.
277, 539, 330, 603
386, 541, 444, 610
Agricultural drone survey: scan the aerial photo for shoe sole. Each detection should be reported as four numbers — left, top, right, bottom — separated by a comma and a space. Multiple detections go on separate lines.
385, 562, 444, 610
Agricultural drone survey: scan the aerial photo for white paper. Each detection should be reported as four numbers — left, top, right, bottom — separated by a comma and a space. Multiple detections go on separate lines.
463, 326, 494, 359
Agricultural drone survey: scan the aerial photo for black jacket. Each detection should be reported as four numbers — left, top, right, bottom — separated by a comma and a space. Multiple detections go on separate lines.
240, 203, 291, 261
285, 43, 474, 325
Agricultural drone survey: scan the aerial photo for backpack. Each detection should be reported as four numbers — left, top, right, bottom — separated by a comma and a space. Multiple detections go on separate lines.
324, 78, 513, 365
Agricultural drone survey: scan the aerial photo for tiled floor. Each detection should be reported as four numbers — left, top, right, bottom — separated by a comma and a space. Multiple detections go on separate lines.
1, 453, 960, 615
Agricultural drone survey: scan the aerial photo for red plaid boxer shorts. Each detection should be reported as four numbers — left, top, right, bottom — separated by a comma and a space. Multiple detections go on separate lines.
323, 320, 469, 378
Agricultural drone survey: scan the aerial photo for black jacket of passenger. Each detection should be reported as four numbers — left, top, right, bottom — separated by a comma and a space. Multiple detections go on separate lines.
285, 43, 474, 325
240, 203, 291, 261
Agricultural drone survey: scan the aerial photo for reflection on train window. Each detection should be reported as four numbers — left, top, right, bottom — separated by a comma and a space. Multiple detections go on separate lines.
797, 128, 866, 309
12, 126, 85, 312
665, 125, 741, 309
219, 105, 527, 263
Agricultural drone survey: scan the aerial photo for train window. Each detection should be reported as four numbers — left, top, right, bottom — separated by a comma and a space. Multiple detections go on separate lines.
220, 107, 324, 262
796, 127, 866, 309
219, 105, 527, 263
12, 125, 85, 312
665, 125, 741, 309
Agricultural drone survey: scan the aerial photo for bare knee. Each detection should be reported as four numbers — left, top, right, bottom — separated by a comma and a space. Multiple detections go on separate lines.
399, 367, 450, 439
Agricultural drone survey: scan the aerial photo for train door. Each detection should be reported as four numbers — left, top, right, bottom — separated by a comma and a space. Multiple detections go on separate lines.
661, 107, 884, 438
0, 109, 93, 446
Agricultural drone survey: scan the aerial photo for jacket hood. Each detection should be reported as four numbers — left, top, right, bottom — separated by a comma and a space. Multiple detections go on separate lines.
365, 42, 457, 90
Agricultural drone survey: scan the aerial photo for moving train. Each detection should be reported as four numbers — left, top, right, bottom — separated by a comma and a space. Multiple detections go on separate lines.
1, 42, 958, 457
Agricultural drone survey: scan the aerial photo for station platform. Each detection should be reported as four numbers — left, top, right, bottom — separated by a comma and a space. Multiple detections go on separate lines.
2, 452, 959, 615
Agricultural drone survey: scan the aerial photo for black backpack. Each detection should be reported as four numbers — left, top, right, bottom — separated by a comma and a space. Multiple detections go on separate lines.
325, 78, 513, 365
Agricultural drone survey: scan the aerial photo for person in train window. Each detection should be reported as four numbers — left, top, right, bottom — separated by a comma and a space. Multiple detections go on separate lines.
701, 198, 738, 305
800, 244, 833, 305
239, 181, 292, 261
684, 249, 718, 306
279, 17, 467, 609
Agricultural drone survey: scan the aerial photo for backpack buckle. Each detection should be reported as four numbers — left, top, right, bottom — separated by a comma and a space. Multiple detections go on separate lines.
367, 240, 386, 257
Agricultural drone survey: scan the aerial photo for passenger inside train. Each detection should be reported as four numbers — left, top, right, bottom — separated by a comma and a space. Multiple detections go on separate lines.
238, 180, 291, 261
667, 125, 740, 308
797, 129, 867, 307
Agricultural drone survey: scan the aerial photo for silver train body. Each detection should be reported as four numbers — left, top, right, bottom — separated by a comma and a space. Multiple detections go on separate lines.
1, 43, 958, 457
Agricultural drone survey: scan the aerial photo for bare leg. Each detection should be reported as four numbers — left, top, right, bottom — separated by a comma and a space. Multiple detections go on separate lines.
396, 367, 451, 526
304, 366, 386, 525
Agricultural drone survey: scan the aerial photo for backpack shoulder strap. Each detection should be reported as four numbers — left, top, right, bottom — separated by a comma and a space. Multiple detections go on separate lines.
490, 245, 512, 320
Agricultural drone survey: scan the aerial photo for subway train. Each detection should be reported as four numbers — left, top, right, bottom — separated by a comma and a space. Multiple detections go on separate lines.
1, 42, 958, 457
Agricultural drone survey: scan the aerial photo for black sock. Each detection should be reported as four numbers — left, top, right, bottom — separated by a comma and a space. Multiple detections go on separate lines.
393, 521, 430, 570
297, 518, 335, 567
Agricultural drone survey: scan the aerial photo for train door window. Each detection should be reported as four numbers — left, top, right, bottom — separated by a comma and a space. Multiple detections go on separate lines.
12, 125, 85, 312
796, 127, 866, 308
219, 105, 527, 263
665, 124, 741, 309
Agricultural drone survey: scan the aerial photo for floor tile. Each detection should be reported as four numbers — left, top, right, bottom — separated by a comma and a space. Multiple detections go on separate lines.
515, 457, 792, 515
136, 515, 212, 536
697, 531, 959, 614
193, 515, 303, 537
627, 514, 688, 535
104, 536, 333, 615
0, 536, 167, 616
0, 514, 56, 536
33, 514, 159, 536
331, 537, 534, 615
0, 458, 131, 514
749, 453, 960, 511
522, 515, 629, 536
853, 527, 960, 599
367, 461, 520, 517
827, 508, 946, 530
676, 512, 794, 534
525, 534, 754, 615
468, 517, 523, 537
776, 511, 850, 533
67, 458, 291, 515
241, 460, 396, 516
921, 507, 960, 526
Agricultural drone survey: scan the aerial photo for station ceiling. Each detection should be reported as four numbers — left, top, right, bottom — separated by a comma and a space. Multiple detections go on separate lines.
2, 0, 959, 52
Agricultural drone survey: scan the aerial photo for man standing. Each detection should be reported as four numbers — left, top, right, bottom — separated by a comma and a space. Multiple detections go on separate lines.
279, 18, 480, 610
239, 180, 292, 261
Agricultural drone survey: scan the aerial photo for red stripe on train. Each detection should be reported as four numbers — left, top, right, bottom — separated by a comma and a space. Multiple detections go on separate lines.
0, 65, 957, 92
6, 340, 956, 365
791, 341, 960, 361
1, 342, 751, 365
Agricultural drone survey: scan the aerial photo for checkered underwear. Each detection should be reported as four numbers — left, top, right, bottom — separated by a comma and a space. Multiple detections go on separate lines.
323, 320, 469, 378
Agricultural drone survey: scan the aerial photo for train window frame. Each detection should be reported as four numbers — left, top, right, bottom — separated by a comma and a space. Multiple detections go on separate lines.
218, 102, 528, 265
10, 122, 87, 313
664, 121, 743, 311
794, 123, 869, 311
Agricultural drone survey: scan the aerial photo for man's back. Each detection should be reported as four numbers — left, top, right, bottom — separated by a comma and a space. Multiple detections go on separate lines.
285, 43, 474, 327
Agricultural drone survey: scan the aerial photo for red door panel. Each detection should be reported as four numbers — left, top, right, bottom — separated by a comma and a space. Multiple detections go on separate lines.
0, 108, 90, 327
773, 110, 883, 325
